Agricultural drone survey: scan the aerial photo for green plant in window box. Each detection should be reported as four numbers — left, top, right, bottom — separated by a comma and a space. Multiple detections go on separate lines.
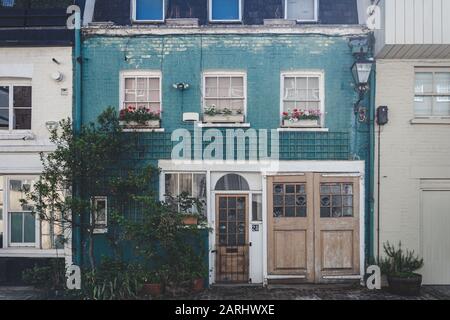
119, 105, 161, 128
378, 241, 424, 296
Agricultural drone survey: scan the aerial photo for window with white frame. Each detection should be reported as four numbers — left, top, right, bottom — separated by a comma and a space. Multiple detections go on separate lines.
121, 71, 162, 114
0, 176, 3, 248
133, 0, 165, 22
414, 69, 450, 117
209, 0, 242, 22
0, 176, 64, 249
0, 83, 32, 131
203, 72, 246, 121
91, 196, 107, 233
281, 72, 324, 126
164, 173, 207, 215
285, 0, 318, 22
8, 177, 36, 246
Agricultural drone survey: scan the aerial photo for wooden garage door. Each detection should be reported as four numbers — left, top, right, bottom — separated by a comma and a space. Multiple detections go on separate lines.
421, 190, 450, 285
268, 173, 360, 283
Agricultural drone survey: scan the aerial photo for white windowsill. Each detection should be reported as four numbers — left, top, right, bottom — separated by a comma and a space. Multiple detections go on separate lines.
0, 248, 65, 258
410, 118, 450, 125
0, 131, 35, 140
122, 128, 165, 132
277, 127, 329, 132
198, 123, 251, 128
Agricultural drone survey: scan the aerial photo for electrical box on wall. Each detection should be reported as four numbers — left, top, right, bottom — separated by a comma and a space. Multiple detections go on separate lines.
377, 106, 388, 125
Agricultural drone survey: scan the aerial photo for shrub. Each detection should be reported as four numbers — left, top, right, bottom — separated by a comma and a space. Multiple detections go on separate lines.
379, 241, 424, 278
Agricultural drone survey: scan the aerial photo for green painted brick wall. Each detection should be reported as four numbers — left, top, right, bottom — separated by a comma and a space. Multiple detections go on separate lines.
78, 33, 371, 267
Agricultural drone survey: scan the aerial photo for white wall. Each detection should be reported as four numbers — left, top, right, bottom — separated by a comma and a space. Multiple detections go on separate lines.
374, 0, 450, 58
0, 47, 73, 165
375, 59, 450, 256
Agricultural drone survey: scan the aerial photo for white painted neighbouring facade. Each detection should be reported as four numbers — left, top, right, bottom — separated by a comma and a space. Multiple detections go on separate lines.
0, 47, 72, 261
374, 1, 450, 285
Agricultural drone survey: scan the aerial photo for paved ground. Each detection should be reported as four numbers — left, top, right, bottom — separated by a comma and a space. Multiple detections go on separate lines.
1, 284, 449, 300
0, 286, 44, 300
177, 284, 450, 300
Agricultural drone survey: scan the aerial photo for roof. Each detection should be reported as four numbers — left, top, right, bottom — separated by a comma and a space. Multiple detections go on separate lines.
0, 0, 86, 46
92, 0, 359, 26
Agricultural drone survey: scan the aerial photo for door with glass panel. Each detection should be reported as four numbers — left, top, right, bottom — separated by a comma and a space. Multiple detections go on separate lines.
216, 194, 249, 283
267, 173, 360, 283
267, 175, 315, 281
314, 175, 360, 282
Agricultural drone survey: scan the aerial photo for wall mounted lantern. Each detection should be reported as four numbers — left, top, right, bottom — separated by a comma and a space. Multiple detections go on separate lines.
351, 59, 373, 94
351, 58, 374, 121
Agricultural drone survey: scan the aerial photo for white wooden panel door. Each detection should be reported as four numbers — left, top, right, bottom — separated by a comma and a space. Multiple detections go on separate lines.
421, 190, 450, 285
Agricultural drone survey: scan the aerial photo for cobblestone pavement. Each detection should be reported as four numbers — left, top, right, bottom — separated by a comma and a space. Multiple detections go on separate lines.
1, 284, 449, 300
0, 287, 43, 300
177, 284, 450, 300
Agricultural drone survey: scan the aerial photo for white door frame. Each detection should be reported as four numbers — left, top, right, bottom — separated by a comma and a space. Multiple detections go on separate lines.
158, 160, 366, 286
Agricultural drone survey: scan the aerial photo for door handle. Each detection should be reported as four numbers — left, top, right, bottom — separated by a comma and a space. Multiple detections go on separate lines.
211, 250, 217, 253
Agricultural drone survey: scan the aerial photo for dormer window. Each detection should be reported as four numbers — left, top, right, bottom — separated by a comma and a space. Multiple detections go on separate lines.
285, 0, 319, 22
133, 0, 165, 22
209, 0, 242, 22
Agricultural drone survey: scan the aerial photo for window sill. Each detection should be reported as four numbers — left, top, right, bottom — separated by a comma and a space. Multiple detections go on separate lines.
277, 127, 329, 132
197, 123, 251, 128
410, 118, 450, 125
94, 228, 108, 234
0, 131, 35, 140
0, 248, 65, 258
122, 128, 165, 133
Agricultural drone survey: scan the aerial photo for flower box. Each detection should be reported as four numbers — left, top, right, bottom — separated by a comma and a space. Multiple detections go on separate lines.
203, 114, 244, 123
282, 119, 320, 128
119, 120, 160, 129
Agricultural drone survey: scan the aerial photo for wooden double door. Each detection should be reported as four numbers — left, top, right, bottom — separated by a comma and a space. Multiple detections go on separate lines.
267, 173, 360, 283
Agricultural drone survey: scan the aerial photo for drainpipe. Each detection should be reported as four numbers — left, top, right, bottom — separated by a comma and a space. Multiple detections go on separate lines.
369, 64, 376, 262
74, 9, 82, 266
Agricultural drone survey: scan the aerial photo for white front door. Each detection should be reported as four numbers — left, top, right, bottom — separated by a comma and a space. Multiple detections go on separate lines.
421, 190, 450, 285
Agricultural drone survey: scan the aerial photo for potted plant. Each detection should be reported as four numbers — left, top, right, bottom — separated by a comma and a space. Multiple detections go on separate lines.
203, 105, 245, 123
282, 108, 321, 127
379, 241, 424, 296
141, 272, 162, 297
119, 105, 161, 129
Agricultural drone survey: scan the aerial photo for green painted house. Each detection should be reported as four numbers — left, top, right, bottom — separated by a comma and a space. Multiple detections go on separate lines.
77, 0, 374, 285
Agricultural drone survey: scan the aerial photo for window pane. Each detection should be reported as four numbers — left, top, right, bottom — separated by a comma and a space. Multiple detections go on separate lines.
0, 176, 3, 248
434, 97, 450, 116
252, 194, 262, 221
414, 96, 432, 116
13, 108, 31, 130
0, 109, 8, 130
23, 212, 35, 243
96, 199, 107, 224
9, 178, 34, 212
125, 78, 135, 90
218, 77, 231, 98
415, 73, 433, 94
179, 173, 192, 195
148, 78, 159, 90
435, 73, 450, 94
0, 86, 9, 130
10, 212, 23, 243
136, 0, 164, 20
13, 86, 31, 108
13, 86, 32, 130
287, 0, 315, 21
212, 0, 240, 20
205, 77, 218, 97
165, 173, 178, 196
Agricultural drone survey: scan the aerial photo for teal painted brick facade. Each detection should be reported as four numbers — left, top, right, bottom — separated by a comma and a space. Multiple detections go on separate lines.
82, 34, 361, 134
79, 33, 371, 267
